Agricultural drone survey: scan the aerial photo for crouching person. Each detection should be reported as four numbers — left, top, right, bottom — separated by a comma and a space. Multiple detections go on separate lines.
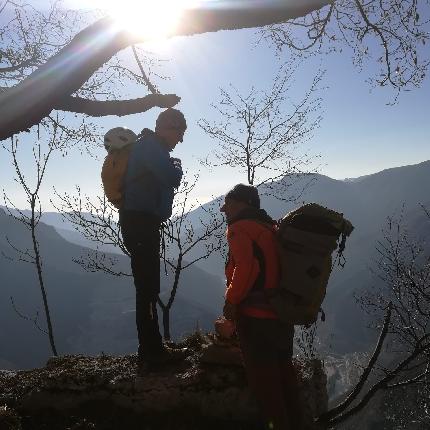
221, 184, 304, 430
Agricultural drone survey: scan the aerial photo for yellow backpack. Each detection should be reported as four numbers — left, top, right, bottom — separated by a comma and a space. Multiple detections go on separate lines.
267, 203, 354, 326
101, 127, 137, 209
101, 147, 133, 209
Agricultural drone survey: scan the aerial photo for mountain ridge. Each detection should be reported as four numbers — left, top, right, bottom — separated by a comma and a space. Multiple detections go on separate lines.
1, 160, 428, 368
0, 209, 224, 369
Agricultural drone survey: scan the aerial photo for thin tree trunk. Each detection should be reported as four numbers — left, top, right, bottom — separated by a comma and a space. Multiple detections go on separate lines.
317, 304, 392, 425
162, 308, 171, 341
30, 199, 58, 356
161, 254, 183, 341
168, 255, 183, 310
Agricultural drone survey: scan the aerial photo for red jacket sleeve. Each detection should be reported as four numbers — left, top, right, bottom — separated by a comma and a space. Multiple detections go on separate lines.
225, 225, 259, 305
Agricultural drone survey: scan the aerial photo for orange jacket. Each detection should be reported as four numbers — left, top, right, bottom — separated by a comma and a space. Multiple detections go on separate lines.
225, 217, 280, 319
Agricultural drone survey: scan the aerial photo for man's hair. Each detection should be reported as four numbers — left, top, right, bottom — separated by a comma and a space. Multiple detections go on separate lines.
225, 184, 260, 209
155, 108, 187, 131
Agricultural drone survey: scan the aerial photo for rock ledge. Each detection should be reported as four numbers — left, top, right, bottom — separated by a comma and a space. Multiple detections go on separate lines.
0, 334, 327, 429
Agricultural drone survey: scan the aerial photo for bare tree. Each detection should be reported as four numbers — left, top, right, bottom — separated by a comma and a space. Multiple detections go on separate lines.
0, 0, 327, 141
1, 122, 79, 356
0, 3, 134, 349
159, 174, 224, 340
316, 208, 430, 428
199, 62, 323, 199
262, 0, 430, 98
2, 0, 427, 140
0, 0, 180, 140
0, 0, 180, 170
0, 0, 184, 350
53, 174, 224, 341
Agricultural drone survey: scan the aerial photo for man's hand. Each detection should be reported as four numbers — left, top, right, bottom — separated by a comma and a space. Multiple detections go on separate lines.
223, 301, 237, 321
214, 317, 236, 339
171, 157, 182, 169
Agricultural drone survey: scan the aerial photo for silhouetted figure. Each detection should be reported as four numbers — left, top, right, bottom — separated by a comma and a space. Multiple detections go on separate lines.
119, 108, 187, 370
221, 184, 304, 430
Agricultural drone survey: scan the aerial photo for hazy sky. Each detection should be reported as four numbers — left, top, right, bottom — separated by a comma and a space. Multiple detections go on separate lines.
1, 0, 429, 209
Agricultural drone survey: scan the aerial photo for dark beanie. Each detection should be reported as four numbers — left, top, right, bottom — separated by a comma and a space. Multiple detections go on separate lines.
225, 184, 260, 209
156, 108, 187, 130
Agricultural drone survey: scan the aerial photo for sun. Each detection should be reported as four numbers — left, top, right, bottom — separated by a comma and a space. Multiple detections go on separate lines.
97, 0, 199, 40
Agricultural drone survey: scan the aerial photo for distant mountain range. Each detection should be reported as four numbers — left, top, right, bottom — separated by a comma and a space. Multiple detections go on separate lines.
179, 160, 430, 353
0, 209, 225, 370
1, 160, 429, 370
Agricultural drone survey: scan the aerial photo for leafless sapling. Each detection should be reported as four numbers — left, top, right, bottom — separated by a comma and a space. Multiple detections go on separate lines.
317, 208, 430, 428
54, 173, 224, 341
199, 61, 323, 201
159, 173, 224, 340
2, 122, 76, 356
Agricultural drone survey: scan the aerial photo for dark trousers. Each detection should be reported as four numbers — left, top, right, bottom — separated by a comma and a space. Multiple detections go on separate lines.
236, 315, 304, 430
120, 210, 163, 358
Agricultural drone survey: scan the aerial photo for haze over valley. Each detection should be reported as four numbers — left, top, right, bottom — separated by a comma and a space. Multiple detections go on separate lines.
1, 160, 428, 376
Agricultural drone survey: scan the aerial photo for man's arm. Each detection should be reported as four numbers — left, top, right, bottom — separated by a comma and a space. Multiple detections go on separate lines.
137, 139, 182, 188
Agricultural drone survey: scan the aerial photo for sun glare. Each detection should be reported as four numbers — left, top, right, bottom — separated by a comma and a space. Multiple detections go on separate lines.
99, 0, 199, 40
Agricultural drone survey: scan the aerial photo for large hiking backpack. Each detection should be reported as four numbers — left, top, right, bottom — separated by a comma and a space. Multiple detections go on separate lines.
101, 127, 137, 209
267, 203, 354, 326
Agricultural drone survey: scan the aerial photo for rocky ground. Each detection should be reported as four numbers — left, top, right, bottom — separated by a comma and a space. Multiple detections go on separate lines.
0, 332, 327, 430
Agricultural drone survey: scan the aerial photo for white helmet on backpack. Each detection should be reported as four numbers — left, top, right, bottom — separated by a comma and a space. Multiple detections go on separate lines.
104, 127, 137, 152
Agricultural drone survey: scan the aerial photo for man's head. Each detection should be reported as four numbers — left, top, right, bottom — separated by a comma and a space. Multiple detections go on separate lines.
221, 184, 260, 223
155, 108, 187, 151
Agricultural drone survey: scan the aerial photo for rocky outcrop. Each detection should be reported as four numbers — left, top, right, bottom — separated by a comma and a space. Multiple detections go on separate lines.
0, 333, 327, 429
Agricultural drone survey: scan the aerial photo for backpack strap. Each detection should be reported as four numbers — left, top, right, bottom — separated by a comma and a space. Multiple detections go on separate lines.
251, 241, 266, 292
240, 239, 273, 309
225, 229, 268, 291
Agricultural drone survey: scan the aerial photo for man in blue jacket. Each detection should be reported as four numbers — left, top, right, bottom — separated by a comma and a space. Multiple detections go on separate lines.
119, 108, 186, 369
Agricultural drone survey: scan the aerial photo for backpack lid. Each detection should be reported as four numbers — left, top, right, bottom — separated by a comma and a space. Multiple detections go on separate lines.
281, 203, 354, 237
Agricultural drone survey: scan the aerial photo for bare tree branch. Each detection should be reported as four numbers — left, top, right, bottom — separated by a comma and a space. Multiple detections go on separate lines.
327, 336, 430, 427
323, 209, 430, 426
0, 55, 38, 72
131, 45, 158, 94
10, 296, 48, 335
53, 93, 180, 116
73, 250, 131, 277
263, 0, 430, 97
318, 302, 393, 424
0, 1, 332, 140
158, 174, 224, 339
199, 61, 322, 194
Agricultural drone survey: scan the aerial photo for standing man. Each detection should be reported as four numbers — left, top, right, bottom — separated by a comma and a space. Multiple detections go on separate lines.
221, 184, 304, 430
120, 108, 187, 369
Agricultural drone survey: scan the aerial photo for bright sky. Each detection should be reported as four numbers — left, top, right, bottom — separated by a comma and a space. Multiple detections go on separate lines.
1, 0, 429, 210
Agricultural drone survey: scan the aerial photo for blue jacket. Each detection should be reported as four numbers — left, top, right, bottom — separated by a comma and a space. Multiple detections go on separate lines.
122, 130, 182, 220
